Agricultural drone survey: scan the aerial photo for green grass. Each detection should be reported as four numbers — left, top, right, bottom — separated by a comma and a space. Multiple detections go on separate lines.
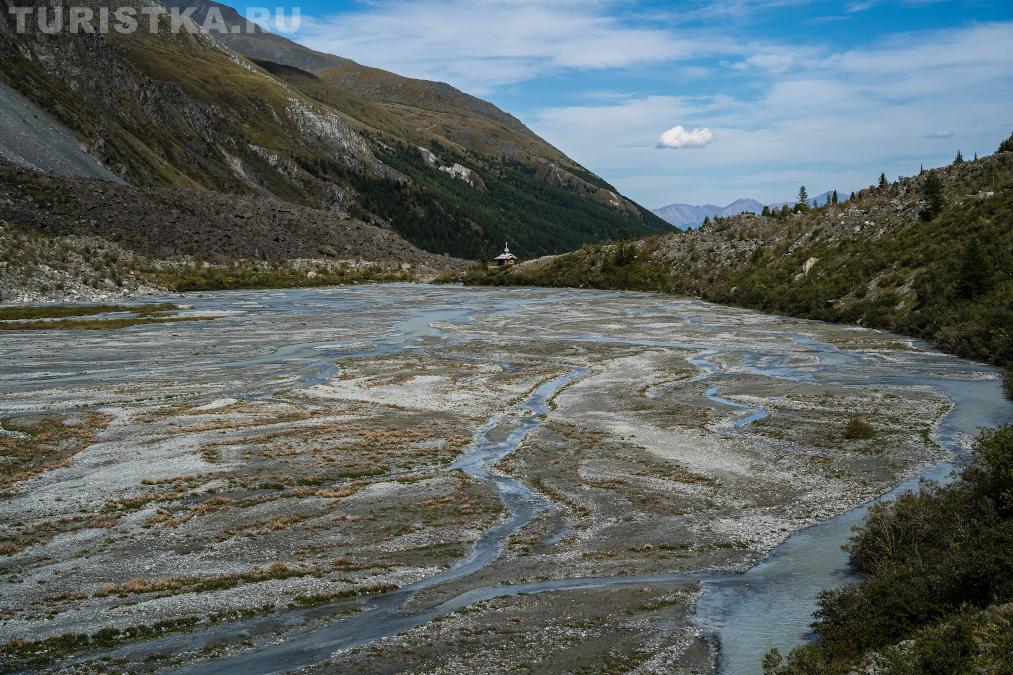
0, 303, 197, 331
0, 605, 275, 670
3, 20, 667, 262
0, 317, 201, 331
0, 303, 177, 321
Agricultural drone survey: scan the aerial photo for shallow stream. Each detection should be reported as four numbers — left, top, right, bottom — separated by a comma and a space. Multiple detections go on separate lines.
2, 284, 1009, 674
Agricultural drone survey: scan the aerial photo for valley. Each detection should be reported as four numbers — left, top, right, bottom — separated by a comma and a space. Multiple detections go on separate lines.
2, 285, 1008, 673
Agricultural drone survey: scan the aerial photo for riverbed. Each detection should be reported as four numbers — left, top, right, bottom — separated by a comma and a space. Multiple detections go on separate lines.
1, 284, 1009, 673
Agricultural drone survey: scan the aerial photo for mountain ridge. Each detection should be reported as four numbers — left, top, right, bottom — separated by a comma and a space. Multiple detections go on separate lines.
654, 192, 848, 228
653, 198, 764, 228
0, 0, 668, 262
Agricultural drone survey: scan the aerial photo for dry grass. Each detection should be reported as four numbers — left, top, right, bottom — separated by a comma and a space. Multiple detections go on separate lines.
0, 412, 112, 490
90, 563, 307, 598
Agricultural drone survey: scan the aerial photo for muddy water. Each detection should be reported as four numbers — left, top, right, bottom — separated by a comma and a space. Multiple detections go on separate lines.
3, 284, 1010, 673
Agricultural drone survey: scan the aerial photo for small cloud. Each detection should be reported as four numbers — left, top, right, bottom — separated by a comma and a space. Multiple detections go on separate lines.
847, 1, 874, 12
740, 53, 795, 73
657, 125, 715, 149
922, 130, 954, 139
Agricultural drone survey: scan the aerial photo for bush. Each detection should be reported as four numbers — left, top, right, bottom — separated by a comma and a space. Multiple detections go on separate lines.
843, 418, 875, 440
770, 425, 1013, 674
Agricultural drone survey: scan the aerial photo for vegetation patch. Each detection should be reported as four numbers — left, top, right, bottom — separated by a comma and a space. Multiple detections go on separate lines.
842, 418, 875, 440
765, 425, 1013, 674
0, 303, 177, 321
0, 302, 204, 331
159, 262, 413, 292
0, 412, 111, 491
0, 606, 275, 670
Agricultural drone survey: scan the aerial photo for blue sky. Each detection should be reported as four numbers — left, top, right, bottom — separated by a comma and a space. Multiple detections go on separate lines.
241, 0, 1013, 207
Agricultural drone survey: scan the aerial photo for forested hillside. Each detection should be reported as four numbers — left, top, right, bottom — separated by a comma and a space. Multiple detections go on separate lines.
0, 0, 668, 262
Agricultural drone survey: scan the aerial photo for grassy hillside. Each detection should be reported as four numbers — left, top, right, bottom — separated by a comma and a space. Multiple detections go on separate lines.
465, 147, 1013, 380
764, 425, 1013, 674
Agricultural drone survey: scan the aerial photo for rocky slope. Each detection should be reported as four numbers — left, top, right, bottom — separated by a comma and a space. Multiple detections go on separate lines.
0, 0, 667, 262
468, 146, 1013, 375
0, 160, 465, 303
0, 81, 124, 182
0, 162, 460, 264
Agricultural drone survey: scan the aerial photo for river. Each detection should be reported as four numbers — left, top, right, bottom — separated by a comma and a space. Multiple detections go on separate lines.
1, 284, 1009, 674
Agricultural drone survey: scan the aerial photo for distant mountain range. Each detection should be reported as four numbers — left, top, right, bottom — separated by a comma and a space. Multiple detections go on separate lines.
654, 191, 846, 228
652, 199, 764, 229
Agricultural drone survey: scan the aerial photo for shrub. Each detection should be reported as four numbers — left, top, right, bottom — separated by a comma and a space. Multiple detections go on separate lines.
843, 418, 875, 440
770, 425, 1013, 674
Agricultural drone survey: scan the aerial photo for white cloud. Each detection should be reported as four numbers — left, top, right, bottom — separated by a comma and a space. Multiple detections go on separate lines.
846, 1, 874, 12
922, 130, 954, 139
742, 52, 796, 72
657, 125, 716, 149
531, 23, 1013, 205
291, 0, 734, 93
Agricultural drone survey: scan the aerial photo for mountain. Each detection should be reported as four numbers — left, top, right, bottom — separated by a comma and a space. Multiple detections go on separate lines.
465, 147, 1013, 383
654, 191, 851, 229
653, 198, 763, 228
0, 0, 668, 264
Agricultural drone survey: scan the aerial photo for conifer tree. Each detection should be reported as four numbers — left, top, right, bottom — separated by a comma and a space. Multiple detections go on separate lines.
922, 172, 945, 219
796, 185, 809, 210
831, 190, 839, 205
879, 173, 888, 188
953, 150, 964, 165
957, 239, 991, 299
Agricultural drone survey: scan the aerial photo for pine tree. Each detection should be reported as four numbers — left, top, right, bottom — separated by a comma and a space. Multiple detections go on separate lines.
850, 191, 856, 201
920, 164, 925, 174
761, 205, 771, 217
879, 173, 888, 189
922, 172, 945, 219
953, 150, 964, 165
797, 185, 809, 210
831, 190, 839, 205
957, 239, 991, 299
1000, 132, 1013, 154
